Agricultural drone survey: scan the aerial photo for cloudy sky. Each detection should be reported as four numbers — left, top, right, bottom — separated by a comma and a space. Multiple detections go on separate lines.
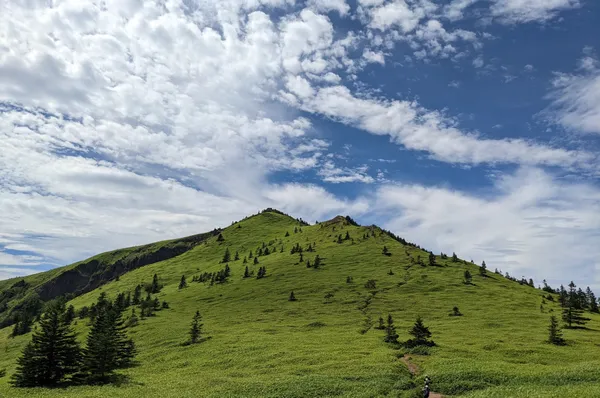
1, 0, 599, 291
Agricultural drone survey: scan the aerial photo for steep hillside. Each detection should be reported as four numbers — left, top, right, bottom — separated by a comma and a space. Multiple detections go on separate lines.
0, 209, 599, 398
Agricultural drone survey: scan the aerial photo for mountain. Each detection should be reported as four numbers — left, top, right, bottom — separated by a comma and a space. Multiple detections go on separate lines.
0, 209, 599, 398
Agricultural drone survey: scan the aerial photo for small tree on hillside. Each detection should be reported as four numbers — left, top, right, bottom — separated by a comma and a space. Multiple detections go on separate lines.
313, 255, 321, 269
244, 266, 250, 278
345, 231, 350, 240
346, 276, 353, 284
288, 291, 297, 302
404, 317, 435, 347
222, 248, 231, 263
464, 270, 472, 284
179, 275, 187, 290
254, 257, 259, 265
548, 315, 565, 345
479, 261, 487, 276
384, 314, 399, 344
376, 316, 385, 330
562, 306, 590, 328
150, 274, 162, 293
451, 252, 458, 262
217, 233, 224, 242
189, 311, 202, 344
450, 306, 462, 317
382, 246, 389, 255
428, 252, 436, 266
132, 285, 142, 305
234, 251, 240, 261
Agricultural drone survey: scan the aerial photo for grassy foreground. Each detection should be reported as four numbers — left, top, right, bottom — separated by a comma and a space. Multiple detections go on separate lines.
1, 211, 599, 397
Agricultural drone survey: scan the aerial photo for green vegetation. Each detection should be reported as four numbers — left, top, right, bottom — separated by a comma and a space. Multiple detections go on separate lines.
1, 209, 600, 397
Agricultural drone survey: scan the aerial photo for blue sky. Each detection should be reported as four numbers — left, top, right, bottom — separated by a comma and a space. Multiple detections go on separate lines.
1, 0, 600, 292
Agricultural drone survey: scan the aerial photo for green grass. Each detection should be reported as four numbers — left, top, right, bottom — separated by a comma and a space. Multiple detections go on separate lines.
1, 210, 599, 397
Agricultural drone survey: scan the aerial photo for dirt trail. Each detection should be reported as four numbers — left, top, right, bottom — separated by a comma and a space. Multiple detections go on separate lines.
401, 354, 443, 398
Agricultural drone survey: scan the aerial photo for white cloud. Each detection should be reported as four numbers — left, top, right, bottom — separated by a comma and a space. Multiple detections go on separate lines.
307, 0, 351, 16
448, 80, 461, 88
442, 0, 479, 21
363, 49, 386, 65
473, 56, 484, 68
318, 161, 375, 183
375, 167, 600, 291
547, 56, 600, 134
490, 0, 580, 24
294, 85, 595, 169
365, 0, 431, 32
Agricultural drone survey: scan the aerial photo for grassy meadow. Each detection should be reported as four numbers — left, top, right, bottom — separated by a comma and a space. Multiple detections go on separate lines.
0, 210, 599, 397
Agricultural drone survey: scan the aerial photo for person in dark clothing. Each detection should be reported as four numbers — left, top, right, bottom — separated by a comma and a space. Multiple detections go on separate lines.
423, 384, 430, 398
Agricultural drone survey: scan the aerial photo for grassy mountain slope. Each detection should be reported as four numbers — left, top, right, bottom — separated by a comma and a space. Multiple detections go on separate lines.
1, 210, 599, 397
0, 230, 219, 328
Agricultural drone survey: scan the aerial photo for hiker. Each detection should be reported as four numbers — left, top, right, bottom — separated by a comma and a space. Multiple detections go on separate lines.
423, 383, 430, 398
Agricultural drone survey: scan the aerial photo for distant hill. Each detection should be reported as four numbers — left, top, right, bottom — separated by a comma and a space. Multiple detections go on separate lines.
1, 209, 599, 398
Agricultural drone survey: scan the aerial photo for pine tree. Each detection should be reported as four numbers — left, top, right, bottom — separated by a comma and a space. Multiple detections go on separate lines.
243, 257, 247, 264
384, 314, 399, 344
479, 261, 487, 276
548, 315, 565, 345
189, 311, 202, 344
376, 317, 385, 330
346, 276, 353, 284
562, 306, 590, 328
406, 316, 434, 347
313, 255, 321, 269
451, 252, 458, 262
179, 275, 187, 290
244, 266, 250, 278
288, 291, 297, 302
11, 302, 81, 387
306, 260, 311, 268
222, 248, 231, 263
150, 274, 161, 294
428, 252, 436, 266
285, 231, 290, 237
254, 257, 259, 265
464, 270, 472, 284
234, 251, 240, 261
299, 253, 304, 262
382, 246, 389, 255
248, 250, 253, 259
64, 305, 76, 325
337, 235, 343, 244
344, 231, 350, 240
132, 285, 142, 305
216, 233, 224, 242
586, 287, 599, 313
451, 306, 462, 317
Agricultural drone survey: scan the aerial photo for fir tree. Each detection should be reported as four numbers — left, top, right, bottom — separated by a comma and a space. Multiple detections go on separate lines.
479, 261, 487, 276
376, 317, 385, 330
222, 248, 231, 263
344, 231, 350, 240
451, 252, 458, 262
384, 314, 399, 344
428, 252, 436, 266
179, 275, 187, 290
313, 255, 321, 269
11, 302, 81, 387
234, 251, 240, 261
162, 301, 169, 309
562, 306, 590, 328
299, 253, 304, 262
346, 276, 353, 284
243, 257, 247, 264
548, 315, 565, 345
150, 274, 161, 294
464, 270, 472, 284
586, 287, 599, 313
382, 246, 389, 255
337, 235, 343, 244
216, 233, 225, 242
248, 250, 253, 259
285, 231, 290, 237
254, 257, 259, 265
306, 260, 311, 268
64, 305, 76, 325
288, 291, 297, 302
405, 316, 434, 347
132, 285, 142, 305
244, 266, 250, 278
189, 311, 202, 344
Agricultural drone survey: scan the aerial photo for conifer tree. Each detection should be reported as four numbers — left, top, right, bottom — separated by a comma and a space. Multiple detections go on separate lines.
586, 287, 599, 313
313, 255, 321, 269
285, 231, 290, 237
346, 276, 353, 284
337, 235, 343, 244
217, 233, 224, 242
548, 315, 565, 345
376, 316, 385, 330
479, 261, 487, 276
63, 305, 76, 325
288, 291, 297, 302
189, 311, 202, 344
249, 250, 253, 259
406, 316, 434, 347
562, 306, 590, 328
299, 253, 304, 262
428, 252, 436, 266
464, 270, 472, 284
452, 252, 458, 262
132, 285, 142, 305
384, 314, 399, 344
382, 246, 389, 255
11, 302, 81, 387
306, 260, 311, 268
244, 266, 250, 278
150, 274, 161, 294
254, 257, 259, 265
222, 248, 231, 263
234, 251, 240, 261
179, 275, 187, 290
243, 257, 247, 264
451, 306, 462, 317
345, 231, 350, 240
